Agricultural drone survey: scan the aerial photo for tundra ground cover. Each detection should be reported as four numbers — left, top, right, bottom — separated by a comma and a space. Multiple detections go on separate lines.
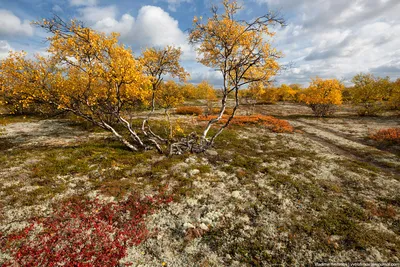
1, 102, 399, 266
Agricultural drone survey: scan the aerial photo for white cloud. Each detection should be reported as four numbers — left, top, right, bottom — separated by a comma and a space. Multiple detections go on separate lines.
70, 0, 97, 7
253, 0, 400, 85
77, 5, 195, 60
0, 9, 34, 37
78, 6, 117, 23
131, 6, 185, 46
92, 14, 135, 36
0, 40, 13, 59
129, 6, 195, 60
76, 5, 134, 37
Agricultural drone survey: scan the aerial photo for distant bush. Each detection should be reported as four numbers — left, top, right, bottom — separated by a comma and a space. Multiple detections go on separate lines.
349, 73, 390, 116
369, 128, 400, 144
175, 106, 203, 116
198, 114, 294, 133
299, 78, 344, 117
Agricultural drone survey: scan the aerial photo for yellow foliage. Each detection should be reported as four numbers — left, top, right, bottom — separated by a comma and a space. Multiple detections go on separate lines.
197, 81, 217, 101
1, 19, 151, 119
189, 0, 282, 92
299, 78, 344, 117
349, 73, 390, 115
299, 78, 343, 106
156, 80, 185, 109
181, 81, 217, 101
276, 84, 297, 101
140, 46, 189, 89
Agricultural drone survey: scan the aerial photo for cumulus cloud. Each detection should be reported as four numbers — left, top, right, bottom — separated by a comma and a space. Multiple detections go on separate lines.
0, 9, 34, 37
78, 6, 117, 23
129, 6, 186, 47
254, 0, 400, 85
77, 5, 195, 60
0, 40, 13, 59
187, 66, 223, 86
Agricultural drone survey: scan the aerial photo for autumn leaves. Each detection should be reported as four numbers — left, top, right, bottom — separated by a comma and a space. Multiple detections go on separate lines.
0, 0, 284, 154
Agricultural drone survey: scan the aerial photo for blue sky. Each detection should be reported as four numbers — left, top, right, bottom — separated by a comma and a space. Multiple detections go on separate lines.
1, 0, 400, 86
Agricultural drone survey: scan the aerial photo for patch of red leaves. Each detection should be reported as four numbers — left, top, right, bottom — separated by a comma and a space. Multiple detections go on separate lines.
198, 114, 294, 133
369, 128, 400, 144
0, 191, 172, 266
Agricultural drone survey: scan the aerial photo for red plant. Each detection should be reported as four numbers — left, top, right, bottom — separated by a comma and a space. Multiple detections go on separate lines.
0, 191, 172, 266
198, 114, 294, 133
369, 128, 400, 144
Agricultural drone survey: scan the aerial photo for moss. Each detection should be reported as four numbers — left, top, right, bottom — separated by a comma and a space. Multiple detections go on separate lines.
378, 195, 400, 207
296, 203, 400, 255
230, 155, 262, 171
0, 137, 14, 151
194, 164, 211, 174
0, 114, 40, 125
203, 223, 295, 266
318, 180, 342, 194
270, 175, 325, 201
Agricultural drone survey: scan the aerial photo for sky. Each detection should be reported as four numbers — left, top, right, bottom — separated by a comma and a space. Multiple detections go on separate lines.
0, 0, 400, 87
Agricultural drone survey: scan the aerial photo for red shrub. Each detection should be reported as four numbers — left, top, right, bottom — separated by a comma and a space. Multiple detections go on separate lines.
0, 191, 172, 266
369, 128, 400, 144
175, 106, 203, 116
198, 114, 294, 133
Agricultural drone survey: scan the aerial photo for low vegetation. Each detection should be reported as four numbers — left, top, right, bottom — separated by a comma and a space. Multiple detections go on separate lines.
370, 128, 400, 144
1, 0, 400, 265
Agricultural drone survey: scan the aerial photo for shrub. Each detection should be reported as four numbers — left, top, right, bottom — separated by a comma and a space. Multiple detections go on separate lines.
0, 191, 172, 266
156, 80, 185, 110
175, 106, 203, 116
369, 128, 400, 144
299, 78, 344, 117
198, 114, 294, 133
349, 73, 390, 116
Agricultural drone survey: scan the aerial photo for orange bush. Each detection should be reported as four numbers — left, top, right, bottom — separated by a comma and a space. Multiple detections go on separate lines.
175, 106, 203, 116
198, 114, 294, 133
369, 128, 400, 144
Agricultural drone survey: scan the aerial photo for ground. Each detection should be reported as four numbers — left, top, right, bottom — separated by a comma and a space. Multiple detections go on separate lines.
0, 103, 399, 266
